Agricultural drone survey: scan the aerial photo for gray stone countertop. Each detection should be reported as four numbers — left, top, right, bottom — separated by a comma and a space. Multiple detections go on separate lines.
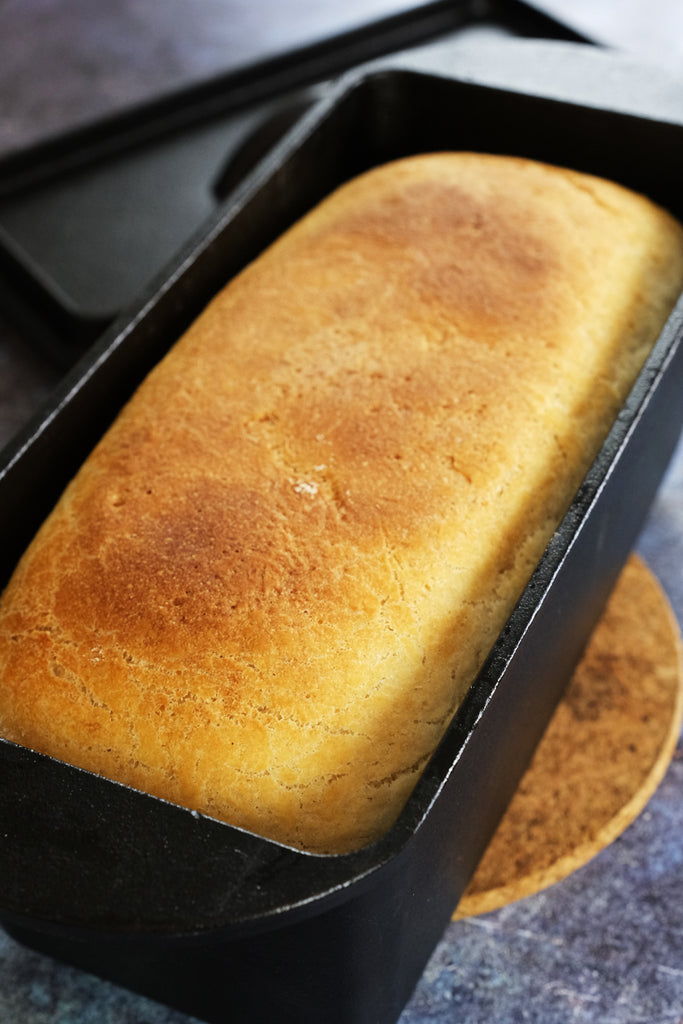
1, 5, 683, 1022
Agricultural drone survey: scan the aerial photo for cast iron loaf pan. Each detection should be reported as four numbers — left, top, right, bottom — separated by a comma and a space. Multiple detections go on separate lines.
1, 67, 683, 1024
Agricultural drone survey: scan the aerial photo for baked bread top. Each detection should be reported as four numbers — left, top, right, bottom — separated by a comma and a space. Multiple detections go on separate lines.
1, 152, 682, 853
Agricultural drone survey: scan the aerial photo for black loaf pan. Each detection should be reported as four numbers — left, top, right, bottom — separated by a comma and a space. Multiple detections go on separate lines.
1, 66, 683, 1024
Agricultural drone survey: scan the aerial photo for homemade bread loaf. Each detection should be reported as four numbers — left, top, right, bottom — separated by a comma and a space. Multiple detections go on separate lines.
1, 153, 682, 854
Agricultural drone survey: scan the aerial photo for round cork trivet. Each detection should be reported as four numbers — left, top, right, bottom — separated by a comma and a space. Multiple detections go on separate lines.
454, 553, 683, 920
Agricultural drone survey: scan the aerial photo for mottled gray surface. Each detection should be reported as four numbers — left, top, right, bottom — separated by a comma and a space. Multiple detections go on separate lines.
0, 937, 202, 1024
403, 733, 683, 1024
1, 4, 683, 1023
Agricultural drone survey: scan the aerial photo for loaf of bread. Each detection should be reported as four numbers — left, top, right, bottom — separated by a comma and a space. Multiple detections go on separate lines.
1, 153, 682, 854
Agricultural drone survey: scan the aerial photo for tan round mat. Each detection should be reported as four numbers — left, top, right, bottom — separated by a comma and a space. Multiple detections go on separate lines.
454, 553, 683, 920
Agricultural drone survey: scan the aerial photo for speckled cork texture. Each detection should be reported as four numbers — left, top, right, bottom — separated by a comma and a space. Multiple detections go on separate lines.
455, 553, 683, 919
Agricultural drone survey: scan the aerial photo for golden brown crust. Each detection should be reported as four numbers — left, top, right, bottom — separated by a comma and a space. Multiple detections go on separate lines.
2, 153, 683, 853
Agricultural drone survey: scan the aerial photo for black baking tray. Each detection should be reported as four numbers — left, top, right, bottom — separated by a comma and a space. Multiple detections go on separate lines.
0, 0, 588, 368
2, 66, 683, 1024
